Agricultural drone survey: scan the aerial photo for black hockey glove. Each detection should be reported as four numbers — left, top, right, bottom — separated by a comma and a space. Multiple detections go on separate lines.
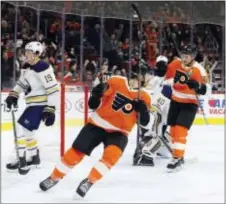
132, 100, 150, 126
132, 100, 147, 113
186, 80, 207, 95
5, 91, 19, 111
88, 83, 108, 110
88, 96, 101, 110
91, 83, 108, 98
42, 106, 56, 126
186, 79, 200, 89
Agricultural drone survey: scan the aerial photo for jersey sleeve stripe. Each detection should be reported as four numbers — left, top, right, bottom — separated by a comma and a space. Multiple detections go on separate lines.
45, 84, 58, 90
46, 86, 59, 95
46, 89, 59, 96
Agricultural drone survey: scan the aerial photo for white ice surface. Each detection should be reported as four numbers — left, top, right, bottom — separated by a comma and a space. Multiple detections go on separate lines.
1, 125, 224, 203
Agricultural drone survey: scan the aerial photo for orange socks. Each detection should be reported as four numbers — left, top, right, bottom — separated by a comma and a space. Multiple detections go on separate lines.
88, 145, 122, 183
51, 145, 123, 184
51, 147, 85, 180
170, 125, 188, 158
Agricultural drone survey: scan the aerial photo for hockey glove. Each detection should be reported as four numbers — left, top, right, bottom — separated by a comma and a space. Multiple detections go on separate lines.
186, 80, 207, 95
42, 106, 56, 126
91, 83, 108, 98
132, 100, 150, 126
132, 100, 147, 113
5, 91, 19, 111
186, 79, 200, 89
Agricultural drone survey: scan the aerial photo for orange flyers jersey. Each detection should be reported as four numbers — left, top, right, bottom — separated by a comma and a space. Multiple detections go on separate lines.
165, 58, 208, 104
88, 76, 151, 136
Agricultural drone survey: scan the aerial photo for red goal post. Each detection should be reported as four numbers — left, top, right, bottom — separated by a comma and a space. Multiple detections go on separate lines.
60, 82, 89, 156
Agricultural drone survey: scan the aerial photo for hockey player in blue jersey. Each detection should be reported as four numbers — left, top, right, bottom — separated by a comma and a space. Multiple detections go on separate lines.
5, 41, 59, 175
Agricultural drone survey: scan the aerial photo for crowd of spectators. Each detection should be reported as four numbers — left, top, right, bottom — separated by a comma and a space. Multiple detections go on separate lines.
1, 2, 224, 92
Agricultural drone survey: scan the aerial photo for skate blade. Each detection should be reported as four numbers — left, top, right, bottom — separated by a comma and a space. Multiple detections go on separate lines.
73, 193, 83, 200
18, 167, 30, 175
6, 169, 19, 174
73, 192, 88, 201
6, 164, 41, 173
167, 166, 183, 173
29, 164, 41, 170
133, 163, 154, 167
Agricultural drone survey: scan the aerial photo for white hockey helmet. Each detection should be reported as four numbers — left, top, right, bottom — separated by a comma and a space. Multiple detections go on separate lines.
156, 55, 168, 64
25, 41, 43, 56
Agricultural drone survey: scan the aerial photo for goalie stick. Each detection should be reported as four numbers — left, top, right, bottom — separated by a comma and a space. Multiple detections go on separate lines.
156, 133, 198, 164
131, 3, 143, 147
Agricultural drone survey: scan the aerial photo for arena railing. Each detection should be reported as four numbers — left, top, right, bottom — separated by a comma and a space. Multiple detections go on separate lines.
2, 1, 225, 92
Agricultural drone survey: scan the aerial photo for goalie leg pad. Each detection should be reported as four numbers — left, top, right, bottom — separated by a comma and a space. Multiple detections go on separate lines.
133, 136, 161, 166
142, 136, 162, 158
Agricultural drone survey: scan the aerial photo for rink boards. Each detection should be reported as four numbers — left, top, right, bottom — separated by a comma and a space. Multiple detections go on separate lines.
1, 92, 225, 131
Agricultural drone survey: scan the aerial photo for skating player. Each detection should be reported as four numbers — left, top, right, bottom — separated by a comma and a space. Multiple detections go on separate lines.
165, 44, 208, 172
39, 73, 151, 197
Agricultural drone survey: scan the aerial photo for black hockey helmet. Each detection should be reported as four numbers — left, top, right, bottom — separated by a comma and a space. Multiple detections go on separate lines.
181, 43, 197, 56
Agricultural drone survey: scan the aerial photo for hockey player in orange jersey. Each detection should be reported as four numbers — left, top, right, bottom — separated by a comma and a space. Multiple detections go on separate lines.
39, 73, 151, 197
165, 44, 208, 172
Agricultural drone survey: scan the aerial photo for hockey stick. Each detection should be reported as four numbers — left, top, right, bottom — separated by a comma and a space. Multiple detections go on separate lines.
157, 132, 198, 164
157, 134, 173, 155
11, 108, 31, 174
131, 3, 143, 147
157, 134, 198, 164
195, 94, 209, 125
11, 109, 20, 163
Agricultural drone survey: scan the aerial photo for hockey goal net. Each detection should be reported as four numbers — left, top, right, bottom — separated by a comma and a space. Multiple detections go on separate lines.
60, 82, 89, 156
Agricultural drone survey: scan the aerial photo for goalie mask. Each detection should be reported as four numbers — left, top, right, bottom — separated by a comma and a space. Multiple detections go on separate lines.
155, 55, 168, 77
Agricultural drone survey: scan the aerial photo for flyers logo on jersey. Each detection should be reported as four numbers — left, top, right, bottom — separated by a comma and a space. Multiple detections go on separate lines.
112, 92, 134, 114
174, 70, 189, 84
